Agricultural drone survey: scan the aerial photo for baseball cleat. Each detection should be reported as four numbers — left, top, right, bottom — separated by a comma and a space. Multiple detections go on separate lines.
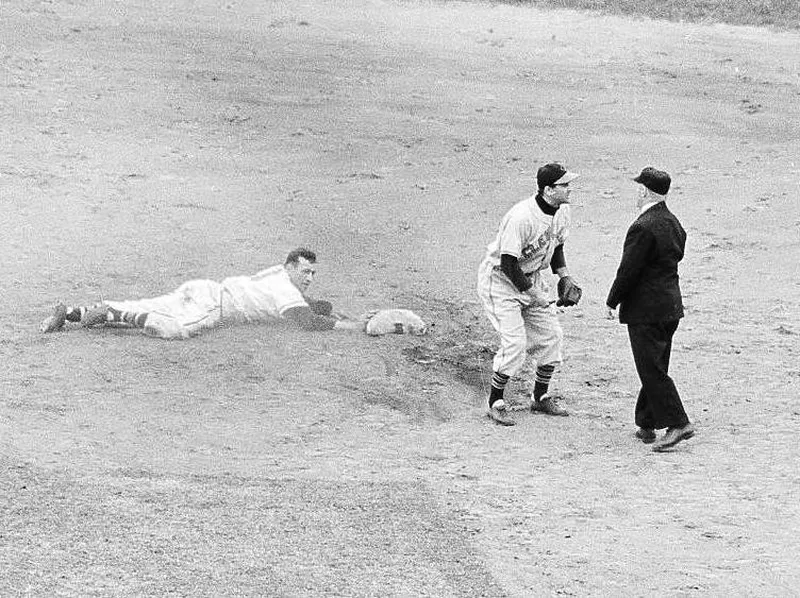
635, 427, 657, 444
530, 394, 569, 416
652, 423, 695, 452
487, 401, 515, 426
40, 303, 68, 333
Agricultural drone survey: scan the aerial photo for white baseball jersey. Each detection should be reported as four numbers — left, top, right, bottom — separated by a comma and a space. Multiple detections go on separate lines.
481, 197, 571, 276
107, 265, 308, 338
476, 197, 571, 375
221, 265, 307, 322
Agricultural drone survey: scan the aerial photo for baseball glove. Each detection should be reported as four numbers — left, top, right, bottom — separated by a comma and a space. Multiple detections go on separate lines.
556, 276, 582, 307
365, 309, 427, 336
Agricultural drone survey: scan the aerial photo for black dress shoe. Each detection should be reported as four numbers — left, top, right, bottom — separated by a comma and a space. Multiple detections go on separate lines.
635, 427, 656, 444
652, 423, 695, 452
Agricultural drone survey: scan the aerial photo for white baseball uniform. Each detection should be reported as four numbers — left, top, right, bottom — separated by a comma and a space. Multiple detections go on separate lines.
107, 265, 308, 339
477, 197, 571, 376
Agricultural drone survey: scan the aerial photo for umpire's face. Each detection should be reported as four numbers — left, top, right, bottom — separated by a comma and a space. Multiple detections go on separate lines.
287, 257, 316, 293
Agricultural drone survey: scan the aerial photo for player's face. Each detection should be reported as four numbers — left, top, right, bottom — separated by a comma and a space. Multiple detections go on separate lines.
287, 257, 316, 293
548, 183, 572, 205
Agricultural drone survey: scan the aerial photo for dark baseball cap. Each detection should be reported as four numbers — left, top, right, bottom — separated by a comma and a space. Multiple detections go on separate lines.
633, 167, 671, 195
537, 163, 580, 189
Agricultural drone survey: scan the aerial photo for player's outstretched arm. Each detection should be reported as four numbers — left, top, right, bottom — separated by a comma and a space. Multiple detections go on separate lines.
332, 310, 376, 332
283, 306, 369, 332
306, 299, 333, 316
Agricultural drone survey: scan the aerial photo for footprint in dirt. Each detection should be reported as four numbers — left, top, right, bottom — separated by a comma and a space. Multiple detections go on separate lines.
401, 344, 490, 392
402, 345, 436, 365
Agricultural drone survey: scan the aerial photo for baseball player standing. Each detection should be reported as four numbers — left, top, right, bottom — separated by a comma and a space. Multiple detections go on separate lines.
477, 163, 584, 425
40, 248, 367, 338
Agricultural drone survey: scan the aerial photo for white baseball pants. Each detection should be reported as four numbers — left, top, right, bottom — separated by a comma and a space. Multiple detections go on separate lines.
107, 279, 234, 339
477, 261, 563, 377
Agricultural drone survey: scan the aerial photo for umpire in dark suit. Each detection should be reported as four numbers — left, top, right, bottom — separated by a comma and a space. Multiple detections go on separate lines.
606, 167, 695, 452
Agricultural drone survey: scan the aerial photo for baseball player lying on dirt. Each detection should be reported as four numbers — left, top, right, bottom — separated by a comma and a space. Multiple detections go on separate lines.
40, 248, 371, 339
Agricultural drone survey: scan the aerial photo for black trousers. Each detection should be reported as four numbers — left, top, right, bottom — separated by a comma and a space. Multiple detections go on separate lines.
627, 320, 689, 430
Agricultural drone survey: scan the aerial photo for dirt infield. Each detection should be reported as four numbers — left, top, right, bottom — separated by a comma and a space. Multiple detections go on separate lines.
2, 0, 799, 595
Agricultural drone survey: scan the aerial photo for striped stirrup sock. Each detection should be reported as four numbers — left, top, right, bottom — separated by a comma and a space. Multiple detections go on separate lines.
107, 306, 148, 328
65, 306, 86, 322
489, 371, 510, 407
533, 364, 556, 401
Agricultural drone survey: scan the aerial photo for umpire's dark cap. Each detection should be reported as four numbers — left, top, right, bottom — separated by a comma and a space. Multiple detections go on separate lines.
634, 167, 671, 195
537, 163, 580, 189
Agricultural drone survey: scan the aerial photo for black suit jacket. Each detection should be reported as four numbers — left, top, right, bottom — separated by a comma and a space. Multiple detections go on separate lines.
606, 202, 686, 324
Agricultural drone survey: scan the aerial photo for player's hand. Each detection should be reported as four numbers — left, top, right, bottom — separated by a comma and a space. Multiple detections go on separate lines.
332, 309, 377, 323
606, 306, 617, 321
358, 309, 379, 324
334, 319, 366, 331
340, 310, 378, 332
